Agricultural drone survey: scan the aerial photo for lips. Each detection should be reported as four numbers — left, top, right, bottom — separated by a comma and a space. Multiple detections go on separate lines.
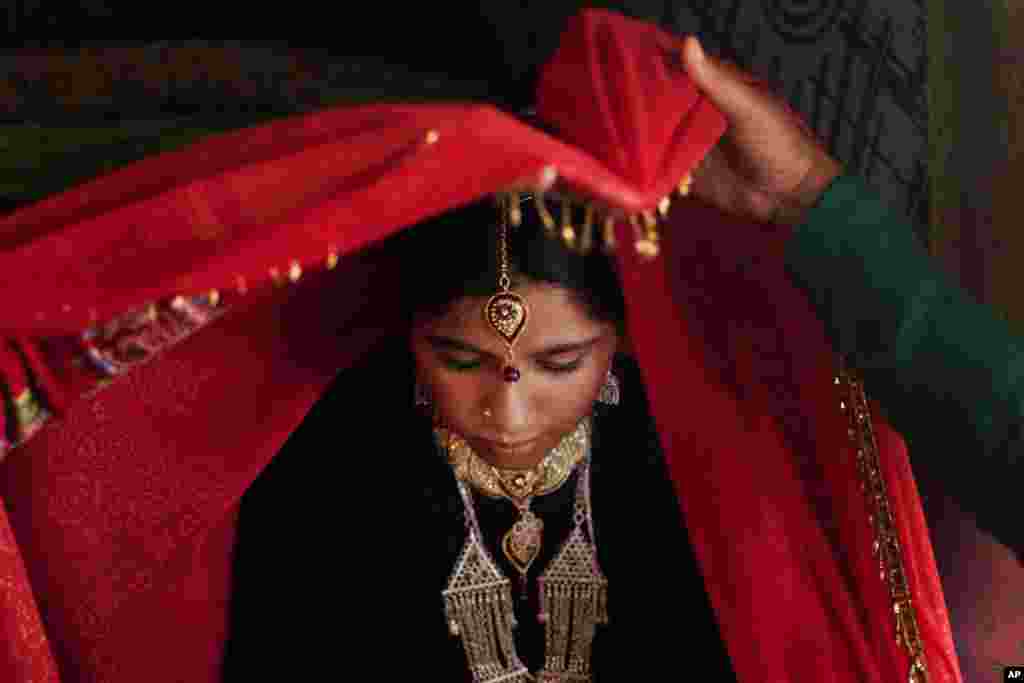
483, 438, 538, 454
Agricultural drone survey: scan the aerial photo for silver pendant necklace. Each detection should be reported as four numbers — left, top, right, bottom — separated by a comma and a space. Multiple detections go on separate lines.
441, 440, 608, 682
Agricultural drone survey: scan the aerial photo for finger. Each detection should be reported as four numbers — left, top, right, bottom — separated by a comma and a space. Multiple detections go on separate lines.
683, 37, 823, 149
682, 37, 782, 127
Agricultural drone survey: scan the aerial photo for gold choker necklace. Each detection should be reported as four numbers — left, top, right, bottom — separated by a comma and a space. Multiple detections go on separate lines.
436, 419, 590, 503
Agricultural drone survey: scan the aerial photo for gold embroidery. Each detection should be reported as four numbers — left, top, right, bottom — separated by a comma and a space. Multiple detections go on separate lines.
837, 362, 930, 683
12, 389, 42, 429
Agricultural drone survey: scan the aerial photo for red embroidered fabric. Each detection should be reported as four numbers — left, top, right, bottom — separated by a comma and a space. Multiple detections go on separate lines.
0, 9, 961, 683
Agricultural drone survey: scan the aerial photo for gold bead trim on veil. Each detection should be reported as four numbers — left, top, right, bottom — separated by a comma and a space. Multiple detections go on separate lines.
501, 171, 693, 262
837, 362, 930, 683
30, 128, 692, 329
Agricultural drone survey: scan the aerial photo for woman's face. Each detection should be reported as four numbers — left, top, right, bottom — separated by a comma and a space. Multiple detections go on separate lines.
411, 281, 618, 469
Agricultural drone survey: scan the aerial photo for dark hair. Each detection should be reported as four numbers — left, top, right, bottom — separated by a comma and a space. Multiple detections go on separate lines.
395, 198, 626, 334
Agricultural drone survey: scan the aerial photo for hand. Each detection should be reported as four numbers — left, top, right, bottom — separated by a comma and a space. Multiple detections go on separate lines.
682, 37, 842, 226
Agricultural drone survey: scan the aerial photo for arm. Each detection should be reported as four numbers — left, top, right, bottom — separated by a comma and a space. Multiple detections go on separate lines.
681, 35, 1023, 560
786, 174, 1024, 560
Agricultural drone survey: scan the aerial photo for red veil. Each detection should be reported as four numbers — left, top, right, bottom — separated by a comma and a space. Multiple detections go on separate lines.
0, 10, 961, 683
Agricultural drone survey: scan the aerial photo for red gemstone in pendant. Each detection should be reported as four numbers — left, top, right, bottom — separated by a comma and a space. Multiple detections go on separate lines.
503, 366, 521, 382
495, 302, 517, 321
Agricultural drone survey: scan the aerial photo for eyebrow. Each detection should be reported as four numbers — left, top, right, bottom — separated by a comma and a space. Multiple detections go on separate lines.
426, 334, 602, 359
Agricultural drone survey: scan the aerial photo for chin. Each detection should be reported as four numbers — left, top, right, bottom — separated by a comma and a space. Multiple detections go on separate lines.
484, 449, 545, 470
469, 439, 546, 470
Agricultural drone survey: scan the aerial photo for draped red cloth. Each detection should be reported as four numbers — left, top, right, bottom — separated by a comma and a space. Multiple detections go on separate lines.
0, 10, 961, 683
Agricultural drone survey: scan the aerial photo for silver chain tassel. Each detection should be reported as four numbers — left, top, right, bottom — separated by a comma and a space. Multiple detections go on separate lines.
536, 467, 608, 682
445, 457, 607, 682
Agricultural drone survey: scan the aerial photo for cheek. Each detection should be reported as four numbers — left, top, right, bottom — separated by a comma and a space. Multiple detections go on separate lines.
530, 366, 610, 426
413, 354, 487, 425
430, 371, 597, 429
431, 373, 482, 422
561, 369, 605, 410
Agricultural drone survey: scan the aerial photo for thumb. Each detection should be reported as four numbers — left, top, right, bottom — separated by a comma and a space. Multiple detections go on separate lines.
682, 36, 762, 124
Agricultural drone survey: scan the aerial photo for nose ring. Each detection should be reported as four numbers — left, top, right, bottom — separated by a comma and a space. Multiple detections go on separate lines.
482, 407, 493, 418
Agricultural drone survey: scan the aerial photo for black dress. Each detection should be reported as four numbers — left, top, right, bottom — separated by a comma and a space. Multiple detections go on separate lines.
223, 345, 737, 680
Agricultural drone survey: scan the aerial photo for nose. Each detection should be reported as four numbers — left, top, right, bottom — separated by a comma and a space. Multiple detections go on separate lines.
485, 381, 530, 436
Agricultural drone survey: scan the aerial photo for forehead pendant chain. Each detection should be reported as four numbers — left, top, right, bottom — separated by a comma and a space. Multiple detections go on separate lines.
484, 197, 528, 382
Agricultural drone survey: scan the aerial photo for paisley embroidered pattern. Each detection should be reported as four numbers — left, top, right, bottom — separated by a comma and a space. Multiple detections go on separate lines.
0, 294, 223, 461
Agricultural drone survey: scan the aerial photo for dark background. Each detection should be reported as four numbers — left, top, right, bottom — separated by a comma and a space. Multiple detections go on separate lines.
0, 0, 928, 244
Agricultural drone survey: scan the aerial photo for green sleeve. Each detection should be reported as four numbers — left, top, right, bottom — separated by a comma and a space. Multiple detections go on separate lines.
784, 174, 1024, 558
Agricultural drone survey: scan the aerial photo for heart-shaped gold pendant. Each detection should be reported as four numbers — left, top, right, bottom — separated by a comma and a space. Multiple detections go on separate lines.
484, 292, 528, 346
502, 510, 544, 576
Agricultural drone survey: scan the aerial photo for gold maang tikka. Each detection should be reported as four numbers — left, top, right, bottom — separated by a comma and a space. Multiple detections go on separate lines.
484, 195, 529, 382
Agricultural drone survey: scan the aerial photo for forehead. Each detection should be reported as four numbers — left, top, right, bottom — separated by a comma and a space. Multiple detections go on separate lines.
423, 283, 607, 346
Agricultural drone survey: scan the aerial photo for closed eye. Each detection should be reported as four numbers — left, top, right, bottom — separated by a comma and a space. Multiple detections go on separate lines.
426, 334, 602, 374
538, 355, 585, 373
438, 353, 482, 371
